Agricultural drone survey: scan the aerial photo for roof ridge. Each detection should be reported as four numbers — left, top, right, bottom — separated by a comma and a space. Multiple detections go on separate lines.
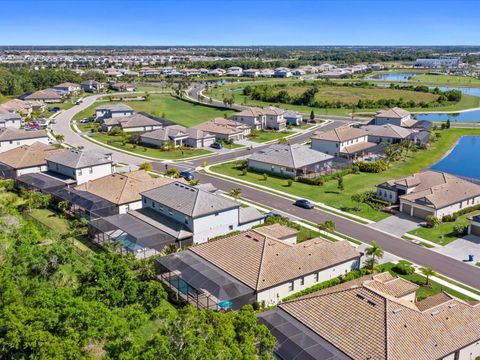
255, 234, 270, 290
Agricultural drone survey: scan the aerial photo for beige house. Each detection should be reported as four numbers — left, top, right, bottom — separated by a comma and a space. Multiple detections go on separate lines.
193, 118, 250, 142
311, 125, 378, 158
232, 107, 286, 131
53, 82, 81, 94
377, 171, 480, 219
362, 124, 413, 143
140, 125, 215, 148
75, 170, 181, 214
22, 90, 63, 103
0, 142, 66, 178
102, 113, 163, 132
158, 225, 362, 309
0, 99, 45, 116
259, 274, 480, 360
374, 107, 417, 127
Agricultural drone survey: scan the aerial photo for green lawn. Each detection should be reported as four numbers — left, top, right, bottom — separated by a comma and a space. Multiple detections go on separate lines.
28, 208, 70, 235
407, 211, 479, 246
89, 133, 212, 160
378, 262, 476, 301
211, 128, 480, 221
248, 129, 294, 143
411, 74, 480, 87
73, 94, 236, 127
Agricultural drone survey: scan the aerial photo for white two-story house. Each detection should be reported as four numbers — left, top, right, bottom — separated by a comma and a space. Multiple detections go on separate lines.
0, 112, 22, 129
373, 107, 416, 127
95, 103, 134, 121
0, 128, 50, 153
232, 107, 286, 131
311, 125, 377, 159
46, 149, 114, 185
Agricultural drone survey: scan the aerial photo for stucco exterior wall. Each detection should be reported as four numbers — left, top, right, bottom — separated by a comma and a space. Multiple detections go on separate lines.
247, 159, 295, 177
0, 136, 50, 153
377, 187, 398, 203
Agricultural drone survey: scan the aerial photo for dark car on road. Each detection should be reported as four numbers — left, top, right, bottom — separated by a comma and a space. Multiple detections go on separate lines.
180, 170, 194, 181
48, 107, 61, 112
210, 142, 223, 150
294, 199, 314, 209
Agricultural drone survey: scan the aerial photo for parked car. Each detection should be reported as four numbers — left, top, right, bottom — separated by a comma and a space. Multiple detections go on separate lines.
79, 118, 91, 123
294, 199, 314, 209
76, 100, 83, 105
210, 142, 223, 149
48, 107, 61, 112
180, 170, 194, 181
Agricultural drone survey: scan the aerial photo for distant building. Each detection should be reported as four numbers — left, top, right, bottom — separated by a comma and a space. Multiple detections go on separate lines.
101, 113, 163, 132
415, 58, 461, 68
140, 125, 216, 148
21, 90, 63, 103
232, 107, 286, 131
80, 80, 103, 93
109, 82, 136, 92
0, 112, 22, 129
193, 118, 250, 142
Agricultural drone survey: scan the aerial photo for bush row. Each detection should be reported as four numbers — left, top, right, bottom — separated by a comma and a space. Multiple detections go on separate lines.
354, 160, 389, 173
442, 203, 480, 222
297, 167, 355, 185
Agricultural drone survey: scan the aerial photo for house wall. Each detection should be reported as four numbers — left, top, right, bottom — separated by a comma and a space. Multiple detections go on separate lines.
442, 341, 480, 360
0, 136, 50, 153
0, 118, 22, 129
468, 221, 480, 236
339, 136, 368, 151
237, 217, 264, 231
376, 187, 398, 203
256, 257, 361, 306
247, 159, 296, 177
232, 115, 263, 130
185, 137, 215, 148
265, 115, 285, 130
367, 135, 399, 144
435, 196, 480, 219
311, 139, 341, 156
192, 209, 241, 244
47, 161, 113, 184
374, 115, 410, 126
16, 164, 47, 177
122, 125, 162, 133
286, 116, 302, 126
118, 200, 142, 214
141, 137, 165, 148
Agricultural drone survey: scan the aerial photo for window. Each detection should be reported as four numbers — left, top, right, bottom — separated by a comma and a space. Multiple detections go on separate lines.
229, 225, 233, 230
300, 277, 304, 286
89, 167, 93, 174
336, 143, 339, 148
152, 202, 155, 208
143, 198, 146, 204
169, 211, 173, 216
215, 212, 219, 216
78, 169, 82, 176
314, 272, 319, 282
288, 281, 294, 292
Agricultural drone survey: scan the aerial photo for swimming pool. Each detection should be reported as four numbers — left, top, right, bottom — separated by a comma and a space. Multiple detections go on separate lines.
116, 235, 144, 253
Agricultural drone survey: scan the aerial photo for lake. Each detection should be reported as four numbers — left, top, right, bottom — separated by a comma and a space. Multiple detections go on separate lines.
414, 110, 480, 123
368, 73, 417, 81
430, 136, 480, 180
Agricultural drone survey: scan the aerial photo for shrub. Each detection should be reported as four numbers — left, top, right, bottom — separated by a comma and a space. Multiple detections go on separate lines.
392, 261, 415, 275
287, 179, 293, 187
426, 215, 441, 228
454, 224, 468, 237
355, 160, 389, 173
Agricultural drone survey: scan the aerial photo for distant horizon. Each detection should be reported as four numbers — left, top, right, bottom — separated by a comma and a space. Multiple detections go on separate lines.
1, 0, 479, 46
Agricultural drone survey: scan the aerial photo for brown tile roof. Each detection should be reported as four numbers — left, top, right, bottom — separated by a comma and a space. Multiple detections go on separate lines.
312, 125, 368, 142
0, 142, 66, 169
24, 90, 62, 101
341, 141, 378, 154
193, 119, 245, 136
235, 107, 265, 117
415, 292, 454, 312
366, 273, 419, 298
375, 107, 411, 119
104, 113, 162, 129
253, 223, 299, 240
0, 128, 48, 141
75, 170, 179, 205
398, 171, 480, 209
190, 230, 360, 290
279, 274, 480, 360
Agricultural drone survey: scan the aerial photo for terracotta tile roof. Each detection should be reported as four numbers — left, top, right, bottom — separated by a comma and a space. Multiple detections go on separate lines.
312, 125, 368, 142
193, 119, 245, 135
235, 107, 266, 117
190, 230, 360, 290
253, 223, 299, 240
75, 170, 179, 205
366, 273, 419, 298
362, 124, 413, 139
415, 293, 454, 312
23, 90, 63, 101
279, 274, 480, 360
375, 107, 411, 119
341, 141, 378, 154
0, 142, 66, 169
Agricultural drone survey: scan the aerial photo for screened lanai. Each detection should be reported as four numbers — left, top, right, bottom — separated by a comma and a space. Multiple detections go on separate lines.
52, 187, 118, 219
157, 251, 255, 310
0, 163, 16, 179
15, 172, 73, 193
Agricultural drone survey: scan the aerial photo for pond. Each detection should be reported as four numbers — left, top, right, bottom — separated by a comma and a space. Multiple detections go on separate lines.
414, 110, 480, 123
436, 86, 480, 98
368, 73, 417, 81
430, 136, 480, 181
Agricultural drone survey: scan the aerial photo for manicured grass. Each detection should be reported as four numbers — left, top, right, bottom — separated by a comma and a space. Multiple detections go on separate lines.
297, 227, 322, 242
221, 142, 245, 149
28, 208, 70, 235
89, 133, 212, 160
73, 94, 236, 127
407, 211, 479, 246
378, 262, 476, 301
248, 129, 294, 143
211, 128, 480, 221
411, 74, 480, 87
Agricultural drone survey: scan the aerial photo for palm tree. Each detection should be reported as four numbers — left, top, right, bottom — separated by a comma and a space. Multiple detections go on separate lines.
420, 267, 437, 286
365, 241, 384, 272
228, 188, 242, 200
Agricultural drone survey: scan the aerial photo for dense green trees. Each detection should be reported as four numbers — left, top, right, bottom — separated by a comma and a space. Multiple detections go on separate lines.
0, 197, 275, 359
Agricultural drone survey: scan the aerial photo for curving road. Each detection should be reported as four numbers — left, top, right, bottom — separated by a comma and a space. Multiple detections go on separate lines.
51, 92, 480, 290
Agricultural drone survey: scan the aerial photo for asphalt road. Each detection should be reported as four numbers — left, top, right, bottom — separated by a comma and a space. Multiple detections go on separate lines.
51, 91, 480, 290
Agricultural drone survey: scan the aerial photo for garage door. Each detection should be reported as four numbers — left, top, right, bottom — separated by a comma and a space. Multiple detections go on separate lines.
471, 224, 480, 236
412, 207, 434, 219
401, 203, 411, 215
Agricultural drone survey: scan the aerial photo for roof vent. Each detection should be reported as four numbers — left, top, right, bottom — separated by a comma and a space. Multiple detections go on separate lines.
356, 294, 365, 300
448, 303, 456, 309
367, 300, 377, 307
431, 310, 440, 316
392, 308, 402, 314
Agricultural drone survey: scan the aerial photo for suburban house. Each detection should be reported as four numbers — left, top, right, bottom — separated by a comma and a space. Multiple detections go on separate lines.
283, 110, 303, 126
0, 99, 45, 116
46, 149, 114, 185
193, 118, 250, 142
0, 128, 50, 153
140, 125, 216, 148
0, 112, 22, 129
232, 107, 286, 131
377, 170, 480, 219
468, 215, 480, 236
247, 143, 347, 177
259, 274, 480, 360
243, 69, 259, 77
373, 107, 417, 127
88, 182, 264, 258
21, 90, 63, 103
311, 125, 378, 159
362, 124, 413, 143
157, 225, 362, 309
52, 82, 81, 94
273, 69, 292, 78
408, 130, 430, 146
0, 142, 65, 179
95, 103, 134, 121
101, 113, 163, 132
69, 170, 182, 216
80, 80, 103, 93
110, 82, 136, 92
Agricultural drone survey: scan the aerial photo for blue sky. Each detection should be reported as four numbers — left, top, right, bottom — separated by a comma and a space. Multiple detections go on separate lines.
0, 0, 479, 46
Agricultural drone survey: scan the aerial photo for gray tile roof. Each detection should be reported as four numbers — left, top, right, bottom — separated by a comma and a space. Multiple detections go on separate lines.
362, 124, 413, 139
46, 149, 113, 169
141, 181, 239, 218
95, 103, 133, 112
103, 113, 163, 129
248, 143, 333, 169
0, 128, 48, 141
238, 206, 264, 224
0, 112, 21, 122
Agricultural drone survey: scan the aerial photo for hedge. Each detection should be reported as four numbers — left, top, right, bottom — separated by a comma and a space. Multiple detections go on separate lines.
246, 166, 295, 180
297, 167, 354, 185
282, 269, 370, 302
355, 160, 389, 173
442, 204, 480, 223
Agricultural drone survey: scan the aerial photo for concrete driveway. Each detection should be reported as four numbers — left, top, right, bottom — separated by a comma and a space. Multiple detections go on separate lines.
433, 235, 480, 263
368, 212, 423, 237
